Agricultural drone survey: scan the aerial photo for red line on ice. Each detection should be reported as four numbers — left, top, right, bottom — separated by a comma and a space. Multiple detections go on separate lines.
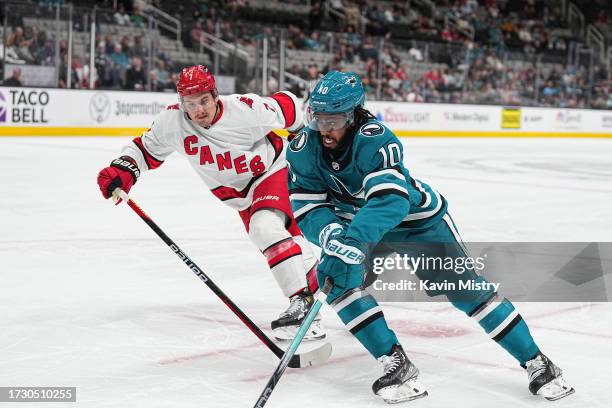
158, 342, 261, 365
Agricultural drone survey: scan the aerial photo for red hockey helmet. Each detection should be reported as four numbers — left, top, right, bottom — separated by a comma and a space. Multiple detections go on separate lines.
176, 65, 217, 97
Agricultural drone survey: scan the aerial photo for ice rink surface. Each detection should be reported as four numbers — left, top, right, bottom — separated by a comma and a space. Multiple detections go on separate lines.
1, 136, 611, 407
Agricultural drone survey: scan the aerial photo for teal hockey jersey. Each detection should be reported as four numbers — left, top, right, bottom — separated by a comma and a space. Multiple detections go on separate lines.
286, 119, 447, 249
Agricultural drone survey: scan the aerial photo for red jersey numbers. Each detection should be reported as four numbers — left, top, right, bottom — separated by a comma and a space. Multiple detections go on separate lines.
239, 96, 254, 109
263, 102, 276, 112
183, 135, 265, 176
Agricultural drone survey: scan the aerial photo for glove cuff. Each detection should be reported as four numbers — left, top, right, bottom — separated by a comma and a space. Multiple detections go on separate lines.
325, 239, 365, 265
319, 222, 344, 249
110, 156, 140, 185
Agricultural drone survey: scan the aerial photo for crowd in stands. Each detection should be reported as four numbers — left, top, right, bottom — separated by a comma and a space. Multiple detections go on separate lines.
2, 0, 611, 109
1, 0, 181, 91
2, 20, 182, 91
170, 0, 610, 108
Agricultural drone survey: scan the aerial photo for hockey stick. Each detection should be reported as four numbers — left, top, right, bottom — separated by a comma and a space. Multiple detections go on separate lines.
111, 189, 332, 368
253, 278, 333, 408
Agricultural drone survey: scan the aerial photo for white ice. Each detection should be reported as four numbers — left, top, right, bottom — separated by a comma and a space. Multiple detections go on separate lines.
1, 137, 611, 408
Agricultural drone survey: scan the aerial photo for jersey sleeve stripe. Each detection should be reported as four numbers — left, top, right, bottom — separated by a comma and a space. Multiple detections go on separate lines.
413, 179, 431, 207
289, 188, 327, 195
266, 131, 284, 162
270, 92, 296, 128
293, 202, 334, 222
365, 183, 408, 200
362, 168, 405, 187
367, 189, 409, 200
133, 136, 164, 170
290, 193, 328, 201
401, 191, 444, 222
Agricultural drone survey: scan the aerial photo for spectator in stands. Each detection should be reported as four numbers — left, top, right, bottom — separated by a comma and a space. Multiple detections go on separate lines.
27, 26, 40, 60
4, 67, 23, 87
110, 43, 130, 69
152, 60, 169, 88
108, 43, 130, 88
344, 1, 362, 33
125, 56, 146, 90
191, 20, 205, 49
6, 26, 34, 63
165, 71, 179, 91
95, 42, 111, 88
130, 2, 147, 27
441, 24, 461, 42
59, 39, 69, 61
149, 70, 163, 92
58, 54, 79, 89
219, 21, 236, 44
120, 36, 132, 56
130, 35, 148, 59
305, 31, 323, 51
114, 3, 132, 26
72, 56, 92, 89
35, 38, 55, 66
309, 1, 323, 31
104, 35, 115, 55
293, 30, 308, 50
406, 82, 424, 102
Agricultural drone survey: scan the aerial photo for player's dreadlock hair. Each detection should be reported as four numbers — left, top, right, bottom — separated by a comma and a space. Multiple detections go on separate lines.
349, 106, 377, 133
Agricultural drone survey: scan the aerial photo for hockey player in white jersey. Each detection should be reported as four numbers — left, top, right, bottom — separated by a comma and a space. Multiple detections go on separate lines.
97, 65, 324, 341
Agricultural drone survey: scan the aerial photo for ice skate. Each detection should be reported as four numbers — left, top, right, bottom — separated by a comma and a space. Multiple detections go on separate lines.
526, 352, 575, 401
373, 344, 428, 404
271, 290, 326, 341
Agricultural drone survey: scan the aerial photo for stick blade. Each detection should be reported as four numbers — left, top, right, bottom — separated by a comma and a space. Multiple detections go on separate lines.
288, 342, 332, 368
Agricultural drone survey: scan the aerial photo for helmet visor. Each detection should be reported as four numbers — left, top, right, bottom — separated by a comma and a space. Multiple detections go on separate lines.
180, 92, 216, 112
307, 108, 354, 132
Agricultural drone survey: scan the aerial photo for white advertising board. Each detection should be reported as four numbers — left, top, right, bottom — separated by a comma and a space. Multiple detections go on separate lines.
364, 101, 612, 136
0, 87, 178, 128
0, 87, 610, 137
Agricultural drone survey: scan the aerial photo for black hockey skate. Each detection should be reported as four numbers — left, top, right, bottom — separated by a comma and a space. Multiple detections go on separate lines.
271, 290, 325, 342
526, 352, 575, 401
373, 344, 428, 404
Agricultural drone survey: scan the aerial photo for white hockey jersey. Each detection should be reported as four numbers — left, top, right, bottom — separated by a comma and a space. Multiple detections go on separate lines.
122, 91, 303, 210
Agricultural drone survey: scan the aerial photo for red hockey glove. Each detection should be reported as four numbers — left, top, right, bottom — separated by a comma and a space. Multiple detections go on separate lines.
97, 156, 140, 199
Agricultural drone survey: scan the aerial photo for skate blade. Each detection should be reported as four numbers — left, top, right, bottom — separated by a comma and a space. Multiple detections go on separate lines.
539, 377, 575, 401
377, 379, 429, 404
273, 324, 326, 342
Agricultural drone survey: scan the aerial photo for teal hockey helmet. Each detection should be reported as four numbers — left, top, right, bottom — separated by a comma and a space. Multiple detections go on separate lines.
307, 71, 365, 131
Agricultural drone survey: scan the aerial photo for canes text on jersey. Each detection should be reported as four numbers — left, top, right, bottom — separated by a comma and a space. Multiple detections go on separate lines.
184, 135, 265, 176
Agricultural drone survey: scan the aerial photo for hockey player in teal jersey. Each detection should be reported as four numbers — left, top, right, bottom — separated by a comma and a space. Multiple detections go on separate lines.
286, 71, 574, 404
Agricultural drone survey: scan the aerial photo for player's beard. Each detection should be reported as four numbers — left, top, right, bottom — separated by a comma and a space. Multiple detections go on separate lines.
320, 132, 340, 149
321, 127, 354, 153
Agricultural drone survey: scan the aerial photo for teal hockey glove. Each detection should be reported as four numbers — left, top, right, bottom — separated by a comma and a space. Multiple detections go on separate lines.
317, 237, 366, 302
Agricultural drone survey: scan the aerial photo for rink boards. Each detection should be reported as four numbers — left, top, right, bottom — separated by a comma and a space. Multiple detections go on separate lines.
0, 86, 610, 137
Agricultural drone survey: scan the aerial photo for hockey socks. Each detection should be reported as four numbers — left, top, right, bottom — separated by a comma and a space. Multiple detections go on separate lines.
331, 288, 398, 358
464, 294, 540, 365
